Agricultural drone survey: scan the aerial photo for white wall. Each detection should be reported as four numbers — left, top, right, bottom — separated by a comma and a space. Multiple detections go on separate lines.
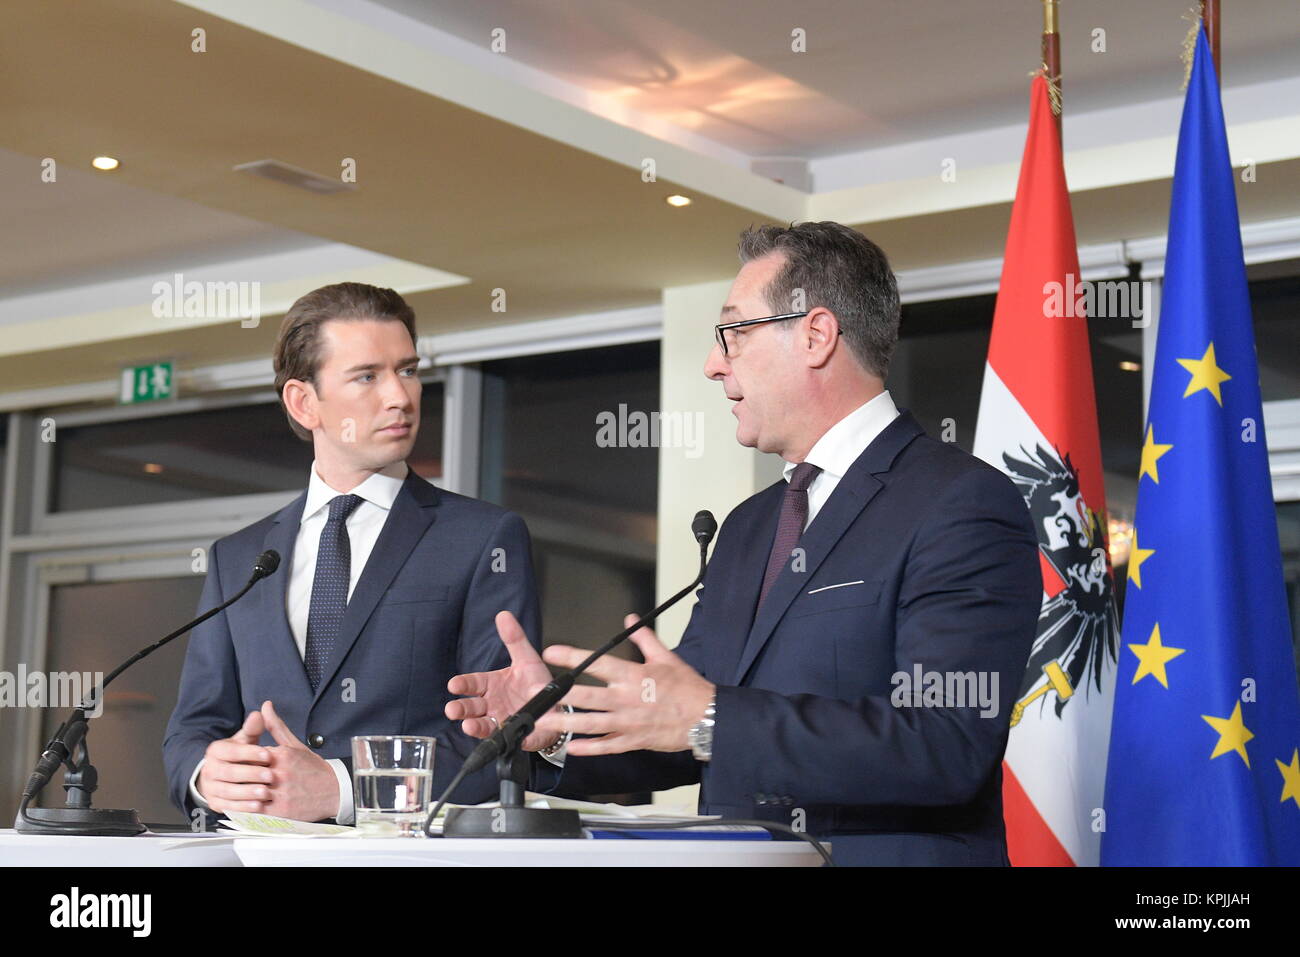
652, 277, 786, 808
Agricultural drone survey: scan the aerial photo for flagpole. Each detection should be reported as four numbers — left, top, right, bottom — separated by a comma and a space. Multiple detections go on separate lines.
1040, 0, 1062, 138
1201, 0, 1221, 81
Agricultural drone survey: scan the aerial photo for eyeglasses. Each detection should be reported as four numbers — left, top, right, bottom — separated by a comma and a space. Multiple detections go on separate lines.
713, 312, 808, 357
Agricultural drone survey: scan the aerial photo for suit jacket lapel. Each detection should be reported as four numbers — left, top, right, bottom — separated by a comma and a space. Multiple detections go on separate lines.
707, 484, 782, 681
261, 490, 313, 704
311, 471, 441, 704
730, 410, 925, 685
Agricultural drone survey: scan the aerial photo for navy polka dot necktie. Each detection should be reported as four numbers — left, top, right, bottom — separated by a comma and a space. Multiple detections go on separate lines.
305, 493, 364, 693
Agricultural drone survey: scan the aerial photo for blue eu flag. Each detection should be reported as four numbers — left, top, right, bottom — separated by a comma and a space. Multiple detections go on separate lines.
1101, 26, 1300, 865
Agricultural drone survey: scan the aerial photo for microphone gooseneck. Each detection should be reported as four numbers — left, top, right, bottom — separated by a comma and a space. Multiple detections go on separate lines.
425, 514, 716, 833
16, 551, 281, 834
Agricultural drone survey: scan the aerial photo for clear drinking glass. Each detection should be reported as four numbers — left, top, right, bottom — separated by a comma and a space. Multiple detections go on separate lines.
351, 735, 436, 837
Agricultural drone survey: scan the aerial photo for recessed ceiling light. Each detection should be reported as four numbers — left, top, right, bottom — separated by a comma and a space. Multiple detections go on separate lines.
1118, 360, 1141, 372
665, 194, 691, 207
91, 156, 120, 171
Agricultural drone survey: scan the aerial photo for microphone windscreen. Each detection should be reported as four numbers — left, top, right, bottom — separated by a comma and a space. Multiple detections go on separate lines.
254, 549, 281, 577
692, 510, 718, 545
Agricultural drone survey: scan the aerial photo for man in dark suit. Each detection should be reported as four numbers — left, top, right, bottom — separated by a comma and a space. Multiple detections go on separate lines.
163, 282, 540, 826
448, 223, 1041, 865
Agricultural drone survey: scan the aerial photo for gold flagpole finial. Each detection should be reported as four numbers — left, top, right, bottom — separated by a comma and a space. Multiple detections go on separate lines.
1042, 0, 1059, 36
1040, 1, 1063, 119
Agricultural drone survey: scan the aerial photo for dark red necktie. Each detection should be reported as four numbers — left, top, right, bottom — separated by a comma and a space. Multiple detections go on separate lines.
757, 462, 821, 611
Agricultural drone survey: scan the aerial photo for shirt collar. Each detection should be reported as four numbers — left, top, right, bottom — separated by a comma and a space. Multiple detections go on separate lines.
302, 459, 409, 524
782, 390, 900, 484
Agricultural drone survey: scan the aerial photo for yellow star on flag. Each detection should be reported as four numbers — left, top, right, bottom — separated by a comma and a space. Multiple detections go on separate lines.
1203, 701, 1254, 768
1127, 529, 1155, 589
1138, 425, 1173, 483
1278, 750, 1300, 809
1128, 623, 1184, 688
1177, 342, 1231, 405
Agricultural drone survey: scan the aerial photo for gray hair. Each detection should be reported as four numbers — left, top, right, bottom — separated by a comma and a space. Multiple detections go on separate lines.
737, 222, 901, 379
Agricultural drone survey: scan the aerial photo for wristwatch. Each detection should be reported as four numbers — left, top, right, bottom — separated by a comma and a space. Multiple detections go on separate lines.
688, 694, 716, 762
540, 704, 573, 759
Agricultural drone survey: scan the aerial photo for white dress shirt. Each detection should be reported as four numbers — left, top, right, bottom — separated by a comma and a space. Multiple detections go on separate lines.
783, 390, 900, 530
189, 460, 409, 825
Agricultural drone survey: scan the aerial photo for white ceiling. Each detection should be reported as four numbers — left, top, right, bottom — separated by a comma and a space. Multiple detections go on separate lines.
0, 146, 324, 298
366, 0, 1300, 158
3, 0, 1299, 395
9, 0, 1297, 299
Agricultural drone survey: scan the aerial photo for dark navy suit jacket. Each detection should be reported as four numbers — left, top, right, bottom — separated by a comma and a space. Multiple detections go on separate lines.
541, 410, 1040, 865
163, 467, 540, 823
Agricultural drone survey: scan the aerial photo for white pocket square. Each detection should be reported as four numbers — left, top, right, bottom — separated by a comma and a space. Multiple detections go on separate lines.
807, 580, 866, 595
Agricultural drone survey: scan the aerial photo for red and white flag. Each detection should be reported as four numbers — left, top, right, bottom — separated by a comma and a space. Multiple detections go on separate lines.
973, 76, 1119, 866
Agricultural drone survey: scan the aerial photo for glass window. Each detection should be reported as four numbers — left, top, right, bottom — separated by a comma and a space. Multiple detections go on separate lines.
889, 294, 994, 453
408, 386, 444, 484
479, 342, 659, 660
37, 574, 207, 825
49, 386, 444, 512
1247, 260, 1300, 403
1278, 501, 1300, 681
478, 343, 659, 804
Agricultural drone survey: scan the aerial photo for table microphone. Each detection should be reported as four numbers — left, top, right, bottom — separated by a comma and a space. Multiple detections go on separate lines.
433, 512, 716, 838
14, 549, 281, 836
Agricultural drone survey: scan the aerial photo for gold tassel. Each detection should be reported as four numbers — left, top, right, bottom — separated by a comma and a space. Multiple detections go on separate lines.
1180, 6, 1202, 91
1029, 64, 1063, 117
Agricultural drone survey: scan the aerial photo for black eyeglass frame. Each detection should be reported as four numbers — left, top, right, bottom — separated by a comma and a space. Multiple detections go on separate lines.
713, 311, 809, 357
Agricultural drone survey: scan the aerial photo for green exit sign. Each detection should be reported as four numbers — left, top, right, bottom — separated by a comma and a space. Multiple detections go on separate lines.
120, 362, 174, 404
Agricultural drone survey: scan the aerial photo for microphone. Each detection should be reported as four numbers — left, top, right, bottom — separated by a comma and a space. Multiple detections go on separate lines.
252, 549, 280, 580
15, 550, 281, 836
433, 513, 717, 838
464, 511, 715, 774
692, 509, 717, 545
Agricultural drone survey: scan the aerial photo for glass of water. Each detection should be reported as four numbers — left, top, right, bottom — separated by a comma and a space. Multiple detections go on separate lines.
351, 735, 436, 837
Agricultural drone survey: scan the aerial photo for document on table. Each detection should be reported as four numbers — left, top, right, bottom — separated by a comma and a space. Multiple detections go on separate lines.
159, 794, 726, 849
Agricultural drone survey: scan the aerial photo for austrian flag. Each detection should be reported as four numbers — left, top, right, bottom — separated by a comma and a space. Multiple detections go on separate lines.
973, 76, 1119, 867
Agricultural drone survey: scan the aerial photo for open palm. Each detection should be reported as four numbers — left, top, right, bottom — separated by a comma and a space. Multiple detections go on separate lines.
445, 610, 556, 752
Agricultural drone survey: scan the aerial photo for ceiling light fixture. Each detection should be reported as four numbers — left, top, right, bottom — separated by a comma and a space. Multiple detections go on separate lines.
665, 194, 691, 207
233, 159, 356, 194
91, 156, 120, 171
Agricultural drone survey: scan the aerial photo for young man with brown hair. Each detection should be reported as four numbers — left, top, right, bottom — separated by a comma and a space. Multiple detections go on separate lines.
163, 282, 543, 824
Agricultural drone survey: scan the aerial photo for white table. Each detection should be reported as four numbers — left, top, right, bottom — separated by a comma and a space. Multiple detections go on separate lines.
233, 836, 826, 867
0, 829, 825, 867
0, 829, 242, 867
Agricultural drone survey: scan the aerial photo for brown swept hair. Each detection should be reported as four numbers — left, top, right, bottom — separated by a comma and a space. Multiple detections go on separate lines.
272, 282, 417, 441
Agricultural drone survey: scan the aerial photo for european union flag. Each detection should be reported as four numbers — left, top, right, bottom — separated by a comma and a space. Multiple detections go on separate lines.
1102, 25, 1300, 866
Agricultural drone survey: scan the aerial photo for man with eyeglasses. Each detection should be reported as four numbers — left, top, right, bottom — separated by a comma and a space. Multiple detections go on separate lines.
447, 221, 1041, 866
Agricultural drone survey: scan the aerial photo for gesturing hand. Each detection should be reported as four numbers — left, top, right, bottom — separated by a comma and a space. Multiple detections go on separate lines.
445, 610, 558, 752
532, 614, 715, 756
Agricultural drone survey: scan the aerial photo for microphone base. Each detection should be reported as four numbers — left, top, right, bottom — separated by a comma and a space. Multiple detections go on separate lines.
15, 806, 146, 836
442, 806, 583, 839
